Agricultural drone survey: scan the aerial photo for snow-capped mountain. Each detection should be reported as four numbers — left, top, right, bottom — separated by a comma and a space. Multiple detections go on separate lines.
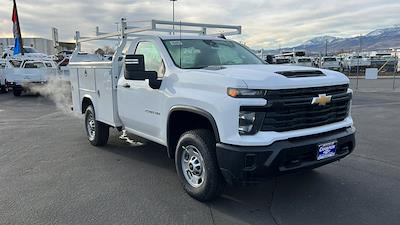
266, 25, 400, 54
303, 36, 341, 46
366, 25, 400, 37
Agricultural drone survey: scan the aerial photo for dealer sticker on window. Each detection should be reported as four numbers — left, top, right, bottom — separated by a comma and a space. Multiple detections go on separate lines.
169, 41, 183, 46
317, 141, 337, 160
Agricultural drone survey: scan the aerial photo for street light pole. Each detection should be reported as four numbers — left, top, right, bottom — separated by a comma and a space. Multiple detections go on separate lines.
170, 0, 177, 34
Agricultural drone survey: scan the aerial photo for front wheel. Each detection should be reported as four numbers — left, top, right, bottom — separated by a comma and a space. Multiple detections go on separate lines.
85, 105, 109, 146
0, 85, 8, 93
175, 129, 225, 202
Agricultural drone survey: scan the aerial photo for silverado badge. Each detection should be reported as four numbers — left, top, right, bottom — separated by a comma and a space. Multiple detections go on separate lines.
312, 94, 332, 106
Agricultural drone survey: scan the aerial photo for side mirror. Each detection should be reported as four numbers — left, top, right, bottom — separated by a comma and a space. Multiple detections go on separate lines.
124, 54, 162, 89
124, 54, 147, 80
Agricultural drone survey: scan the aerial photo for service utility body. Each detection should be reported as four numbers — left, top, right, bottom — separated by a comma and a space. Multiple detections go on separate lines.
69, 19, 356, 201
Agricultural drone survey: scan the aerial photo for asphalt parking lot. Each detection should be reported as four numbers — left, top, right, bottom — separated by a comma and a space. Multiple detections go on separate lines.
1, 83, 400, 225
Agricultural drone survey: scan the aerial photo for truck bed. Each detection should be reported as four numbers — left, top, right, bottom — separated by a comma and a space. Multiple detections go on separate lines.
69, 61, 122, 127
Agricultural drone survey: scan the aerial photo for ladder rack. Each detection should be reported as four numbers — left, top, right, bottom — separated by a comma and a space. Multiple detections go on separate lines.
75, 18, 241, 44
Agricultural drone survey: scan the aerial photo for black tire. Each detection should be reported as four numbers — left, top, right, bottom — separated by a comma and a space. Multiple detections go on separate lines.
0, 85, 8, 93
84, 105, 109, 146
175, 129, 225, 202
13, 89, 22, 96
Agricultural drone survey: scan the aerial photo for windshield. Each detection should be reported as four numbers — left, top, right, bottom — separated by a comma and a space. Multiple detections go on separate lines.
298, 58, 311, 62
162, 39, 264, 69
276, 58, 291, 64
324, 58, 336, 62
23, 48, 39, 53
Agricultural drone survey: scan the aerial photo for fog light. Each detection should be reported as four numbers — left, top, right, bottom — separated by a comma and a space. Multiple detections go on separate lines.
239, 111, 256, 135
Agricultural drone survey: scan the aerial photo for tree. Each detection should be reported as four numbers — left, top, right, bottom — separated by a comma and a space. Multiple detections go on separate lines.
95, 48, 105, 56
104, 46, 115, 55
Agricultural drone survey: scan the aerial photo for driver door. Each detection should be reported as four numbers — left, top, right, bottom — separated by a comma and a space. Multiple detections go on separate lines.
118, 40, 166, 143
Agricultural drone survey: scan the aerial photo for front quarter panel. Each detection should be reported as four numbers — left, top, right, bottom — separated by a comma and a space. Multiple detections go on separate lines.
162, 70, 249, 143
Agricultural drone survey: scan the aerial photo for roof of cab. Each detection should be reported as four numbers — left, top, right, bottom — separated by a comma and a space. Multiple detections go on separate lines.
158, 35, 228, 41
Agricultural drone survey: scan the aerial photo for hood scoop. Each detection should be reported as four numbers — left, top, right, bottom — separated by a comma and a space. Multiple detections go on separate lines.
275, 70, 326, 78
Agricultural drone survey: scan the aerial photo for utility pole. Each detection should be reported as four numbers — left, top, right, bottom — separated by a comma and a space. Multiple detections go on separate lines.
170, 0, 177, 34
356, 34, 362, 89
325, 39, 328, 56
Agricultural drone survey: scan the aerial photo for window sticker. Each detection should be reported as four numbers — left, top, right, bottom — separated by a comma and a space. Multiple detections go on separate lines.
169, 41, 183, 46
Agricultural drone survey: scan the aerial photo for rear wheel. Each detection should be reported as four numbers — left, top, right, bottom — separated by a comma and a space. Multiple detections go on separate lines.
85, 105, 109, 146
175, 129, 225, 202
13, 89, 22, 96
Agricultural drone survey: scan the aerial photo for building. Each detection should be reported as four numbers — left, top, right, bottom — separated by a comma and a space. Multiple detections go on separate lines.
0, 37, 75, 55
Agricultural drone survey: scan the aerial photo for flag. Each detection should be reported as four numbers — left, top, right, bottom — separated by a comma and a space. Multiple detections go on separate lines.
12, 0, 24, 55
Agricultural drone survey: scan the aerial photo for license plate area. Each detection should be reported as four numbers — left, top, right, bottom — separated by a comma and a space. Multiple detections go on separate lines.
317, 141, 337, 160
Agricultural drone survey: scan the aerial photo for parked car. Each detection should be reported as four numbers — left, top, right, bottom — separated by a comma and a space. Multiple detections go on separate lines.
0, 59, 8, 93
293, 57, 313, 67
5, 58, 58, 96
320, 57, 341, 70
341, 55, 371, 72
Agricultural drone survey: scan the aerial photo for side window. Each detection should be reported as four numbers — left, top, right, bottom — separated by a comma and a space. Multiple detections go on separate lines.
45, 62, 53, 68
10, 60, 22, 67
24, 62, 45, 68
33, 62, 45, 68
135, 42, 165, 78
24, 63, 35, 68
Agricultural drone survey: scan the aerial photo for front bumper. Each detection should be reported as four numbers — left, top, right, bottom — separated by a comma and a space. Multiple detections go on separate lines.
216, 127, 355, 185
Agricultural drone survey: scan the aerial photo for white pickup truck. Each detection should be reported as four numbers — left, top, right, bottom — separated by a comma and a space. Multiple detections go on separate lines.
292, 57, 313, 67
5, 58, 58, 96
0, 59, 8, 93
320, 57, 341, 70
341, 55, 371, 72
70, 20, 356, 201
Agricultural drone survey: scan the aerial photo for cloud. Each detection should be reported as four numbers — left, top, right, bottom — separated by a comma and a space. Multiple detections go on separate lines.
0, 0, 398, 49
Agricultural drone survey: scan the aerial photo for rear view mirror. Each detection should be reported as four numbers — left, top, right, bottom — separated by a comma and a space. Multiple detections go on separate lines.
124, 54, 162, 89
124, 55, 147, 80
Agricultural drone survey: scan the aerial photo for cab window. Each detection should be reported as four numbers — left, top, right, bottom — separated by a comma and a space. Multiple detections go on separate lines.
24, 62, 45, 68
135, 42, 165, 78
10, 60, 22, 67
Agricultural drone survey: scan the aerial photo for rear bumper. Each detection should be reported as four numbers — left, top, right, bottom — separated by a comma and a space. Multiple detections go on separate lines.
11, 81, 47, 89
216, 127, 356, 185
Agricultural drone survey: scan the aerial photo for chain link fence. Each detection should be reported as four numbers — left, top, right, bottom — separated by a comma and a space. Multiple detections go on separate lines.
342, 56, 399, 91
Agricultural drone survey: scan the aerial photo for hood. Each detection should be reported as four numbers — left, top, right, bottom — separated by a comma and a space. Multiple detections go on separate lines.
201, 64, 349, 90
11, 53, 54, 61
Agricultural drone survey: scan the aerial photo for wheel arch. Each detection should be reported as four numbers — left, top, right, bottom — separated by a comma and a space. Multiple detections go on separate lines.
166, 106, 220, 159
81, 95, 95, 114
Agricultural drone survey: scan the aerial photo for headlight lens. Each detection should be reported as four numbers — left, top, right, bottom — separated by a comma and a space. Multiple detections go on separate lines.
239, 111, 256, 134
228, 88, 266, 98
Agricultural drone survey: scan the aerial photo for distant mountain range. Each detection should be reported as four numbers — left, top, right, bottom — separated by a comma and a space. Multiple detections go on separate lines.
264, 25, 400, 55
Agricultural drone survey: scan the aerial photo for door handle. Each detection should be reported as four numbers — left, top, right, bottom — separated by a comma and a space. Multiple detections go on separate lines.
122, 83, 131, 88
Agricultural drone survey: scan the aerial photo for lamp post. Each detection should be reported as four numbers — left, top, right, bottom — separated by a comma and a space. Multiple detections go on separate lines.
170, 0, 177, 34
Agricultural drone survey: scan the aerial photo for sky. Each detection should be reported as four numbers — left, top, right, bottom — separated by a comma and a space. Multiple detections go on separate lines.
0, 0, 399, 49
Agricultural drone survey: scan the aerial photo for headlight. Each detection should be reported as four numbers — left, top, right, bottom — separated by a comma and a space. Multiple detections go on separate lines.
228, 88, 265, 98
239, 111, 256, 135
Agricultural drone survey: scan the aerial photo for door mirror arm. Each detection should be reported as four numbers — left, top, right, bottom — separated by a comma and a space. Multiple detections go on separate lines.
149, 78, 162, 89
147, 71, 162, 89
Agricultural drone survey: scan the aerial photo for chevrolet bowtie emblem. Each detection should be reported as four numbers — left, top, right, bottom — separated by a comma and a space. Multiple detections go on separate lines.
311, 94, 332, 106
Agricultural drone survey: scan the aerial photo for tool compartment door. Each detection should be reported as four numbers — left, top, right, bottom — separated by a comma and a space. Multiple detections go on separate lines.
68, 66, 81, 114
93, 65, 115, 125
